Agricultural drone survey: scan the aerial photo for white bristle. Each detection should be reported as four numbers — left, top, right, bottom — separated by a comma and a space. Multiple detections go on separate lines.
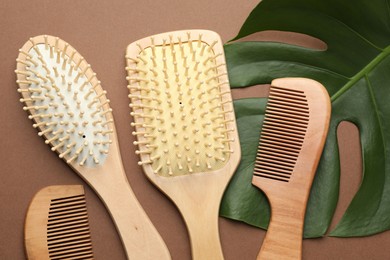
16, 36, 114, 167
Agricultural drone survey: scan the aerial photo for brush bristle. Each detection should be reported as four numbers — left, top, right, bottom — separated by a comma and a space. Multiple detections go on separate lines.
47, 193, 94, 260
254, 86, 309, 182
127, 31, 235, 177
16, 36, 113, 167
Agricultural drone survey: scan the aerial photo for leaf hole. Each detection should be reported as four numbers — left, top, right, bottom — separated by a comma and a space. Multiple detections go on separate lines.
327, 121, 362, 234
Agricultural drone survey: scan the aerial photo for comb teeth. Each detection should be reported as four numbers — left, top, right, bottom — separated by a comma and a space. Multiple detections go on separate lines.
47, 194, 94, 260
127, 31, 236, 177
254, 86, 309, 182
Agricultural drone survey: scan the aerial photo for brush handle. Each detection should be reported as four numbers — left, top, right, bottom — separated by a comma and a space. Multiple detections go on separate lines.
102, 181, 170, 259
257, 199, 306, 260
181, 200, 224, 260
74, 134, 171, 260
83, 170, 171, 260
101, 181, 170, 260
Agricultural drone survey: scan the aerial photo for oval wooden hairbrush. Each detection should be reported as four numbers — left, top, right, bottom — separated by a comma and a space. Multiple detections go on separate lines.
16, 35, 171, 260
126, 30, 241, 260
252, 78, 331, 259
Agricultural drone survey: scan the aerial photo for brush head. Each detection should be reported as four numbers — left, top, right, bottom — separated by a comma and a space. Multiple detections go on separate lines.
126, 30, 237, 177
25, 185, 94, 260
16, 35, 114, 167
253, 78, 330, 184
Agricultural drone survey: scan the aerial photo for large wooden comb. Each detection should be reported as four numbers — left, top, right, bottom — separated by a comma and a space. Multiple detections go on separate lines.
252, 78, 331, 259
24, 185, 94, 260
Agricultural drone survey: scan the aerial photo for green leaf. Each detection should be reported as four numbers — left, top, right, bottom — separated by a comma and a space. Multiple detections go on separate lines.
221, 0, 390, 237
220, 98, 270, 228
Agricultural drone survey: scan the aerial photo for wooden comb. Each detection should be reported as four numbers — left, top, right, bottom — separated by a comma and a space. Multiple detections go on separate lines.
252, 78, 331, 259
24, 185, 94, 260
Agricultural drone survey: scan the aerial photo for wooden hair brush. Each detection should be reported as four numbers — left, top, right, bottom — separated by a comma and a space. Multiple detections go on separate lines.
126, 30, 241, 260
252, 78, 331, 259
25, 185, 94, 260
16, 35, 170, 260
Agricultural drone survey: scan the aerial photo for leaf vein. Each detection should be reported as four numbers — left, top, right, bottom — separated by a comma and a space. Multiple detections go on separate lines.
314, 10, 384, 52
386, 0, 390, 27
331, 46, 390, 102
234, 59, 349, 81
365, 75, 387, 157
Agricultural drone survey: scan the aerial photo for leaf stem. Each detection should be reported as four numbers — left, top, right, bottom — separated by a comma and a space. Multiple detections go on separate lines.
331, 45, 390, 102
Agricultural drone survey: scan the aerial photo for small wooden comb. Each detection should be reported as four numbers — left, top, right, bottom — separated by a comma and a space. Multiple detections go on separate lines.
24, 185, 94, 260
252, 78, 331, 259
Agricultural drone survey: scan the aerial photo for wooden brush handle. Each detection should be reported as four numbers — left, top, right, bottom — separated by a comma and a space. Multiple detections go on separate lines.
182, 204, 224, 260
104, 183, 169, 259
257, 198, 306, 260
84, 170, 171, 260
74, 136, 171, 259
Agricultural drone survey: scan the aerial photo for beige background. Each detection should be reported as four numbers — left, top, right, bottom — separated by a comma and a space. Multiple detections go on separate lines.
1, 0, 389, 259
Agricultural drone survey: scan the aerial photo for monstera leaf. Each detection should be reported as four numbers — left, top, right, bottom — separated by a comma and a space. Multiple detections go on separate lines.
220, 0, 390, 237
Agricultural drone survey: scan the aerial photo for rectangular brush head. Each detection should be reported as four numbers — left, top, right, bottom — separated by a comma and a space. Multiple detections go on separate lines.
24, 185, 94, 260
126, 30, 240, 178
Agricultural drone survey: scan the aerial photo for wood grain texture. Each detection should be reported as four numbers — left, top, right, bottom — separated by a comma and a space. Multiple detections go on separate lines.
126, 30, 241, 260
1, 1, 389, 259
24, 185, 93, 260
252, 78, 331, 259
17, 36, 170, 260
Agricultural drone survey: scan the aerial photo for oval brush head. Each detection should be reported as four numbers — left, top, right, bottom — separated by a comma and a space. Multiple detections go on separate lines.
16, 35, 171, 260
16, 35, 113, 167
127, 30, 236, 177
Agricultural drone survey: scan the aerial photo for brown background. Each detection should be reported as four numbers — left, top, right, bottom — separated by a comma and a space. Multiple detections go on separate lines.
1, 0, 389, 259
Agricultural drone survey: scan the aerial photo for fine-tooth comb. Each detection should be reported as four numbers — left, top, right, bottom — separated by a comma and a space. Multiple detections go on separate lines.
126, 30, 241, 260
16, 35, 171, 260
252, 78, 331, 259
24, 185, 94, 260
